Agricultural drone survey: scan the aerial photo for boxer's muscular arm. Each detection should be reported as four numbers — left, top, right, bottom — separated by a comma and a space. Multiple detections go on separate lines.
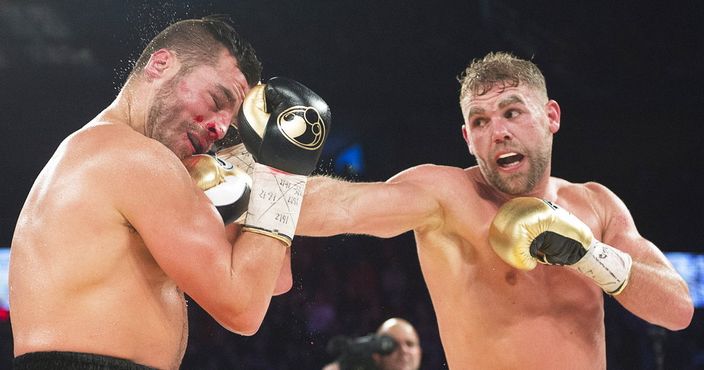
114, 145, 285, 336
298, 165, 444, 238
588, 183, 693, 330
224, 222, 292, 296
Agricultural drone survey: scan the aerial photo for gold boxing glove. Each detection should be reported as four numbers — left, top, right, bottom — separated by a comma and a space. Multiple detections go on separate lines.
489, 197, 632, 295
183, 154, 252, 224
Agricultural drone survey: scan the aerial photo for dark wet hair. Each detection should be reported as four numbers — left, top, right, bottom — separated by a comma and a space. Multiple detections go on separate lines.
129, 15, 262, 87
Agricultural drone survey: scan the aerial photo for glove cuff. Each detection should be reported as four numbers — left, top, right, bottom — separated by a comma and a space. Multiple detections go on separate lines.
242, 226, 292, 247
243, 163, 307, 246
572, 240, 633, 295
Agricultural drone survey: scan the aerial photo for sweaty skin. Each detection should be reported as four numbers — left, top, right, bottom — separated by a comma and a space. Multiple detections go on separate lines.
10, 50, 291, 370
297, 84, 692, 369
11, 124, 192, 369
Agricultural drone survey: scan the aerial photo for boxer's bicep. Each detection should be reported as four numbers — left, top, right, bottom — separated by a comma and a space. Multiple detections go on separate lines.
588, 182, 661, 262
115, 151, 231, 279
110, 150, 235, 295
115, 153, 289, 334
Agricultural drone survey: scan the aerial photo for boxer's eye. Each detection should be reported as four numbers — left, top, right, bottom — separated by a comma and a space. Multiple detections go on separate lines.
211, 95, 221, 111
472, 118, 488, 128
505, 109, 520, 119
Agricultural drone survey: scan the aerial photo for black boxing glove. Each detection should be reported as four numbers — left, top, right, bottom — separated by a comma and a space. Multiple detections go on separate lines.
236, 77, 331, 246
183, 154, 251, 224
238, 77, 330, 174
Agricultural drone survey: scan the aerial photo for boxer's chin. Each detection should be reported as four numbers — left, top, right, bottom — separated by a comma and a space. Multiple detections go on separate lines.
165, 140, 192, 160
493, 174, 533, 195
486, 163, 536, 195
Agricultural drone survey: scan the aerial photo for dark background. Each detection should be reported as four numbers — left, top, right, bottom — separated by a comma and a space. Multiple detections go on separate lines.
1, 0, 702, 369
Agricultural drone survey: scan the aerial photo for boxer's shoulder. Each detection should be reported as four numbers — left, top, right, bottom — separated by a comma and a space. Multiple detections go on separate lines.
552, 176, 609, 193
391, 164, 483, 218
554, 178, 614, 210
552, 179, 624, 237
64, 121, 153, 155
390, 163, 469, 186
55, 122, 187, 198
71, 122, 179, 166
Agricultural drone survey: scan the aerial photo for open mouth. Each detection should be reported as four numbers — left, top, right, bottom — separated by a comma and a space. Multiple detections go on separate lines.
187, 132, 204, 154
496, 152, 524, 168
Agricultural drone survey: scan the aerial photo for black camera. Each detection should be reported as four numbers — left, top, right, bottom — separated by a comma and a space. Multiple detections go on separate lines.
326, 333, 397, 370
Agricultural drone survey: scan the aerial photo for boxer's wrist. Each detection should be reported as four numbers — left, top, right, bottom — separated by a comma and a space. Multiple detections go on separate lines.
243, 163, 307, 246
571, 240, 633, 295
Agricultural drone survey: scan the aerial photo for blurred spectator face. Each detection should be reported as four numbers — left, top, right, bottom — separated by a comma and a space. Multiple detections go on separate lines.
373, 319, 421, 370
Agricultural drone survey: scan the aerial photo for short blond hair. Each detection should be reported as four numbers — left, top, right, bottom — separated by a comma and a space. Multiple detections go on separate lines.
458, 52, 547, 105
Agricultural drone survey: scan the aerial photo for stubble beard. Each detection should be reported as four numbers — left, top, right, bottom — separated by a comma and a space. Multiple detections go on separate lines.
145, 75, 192, 159
479, 144, 552, 195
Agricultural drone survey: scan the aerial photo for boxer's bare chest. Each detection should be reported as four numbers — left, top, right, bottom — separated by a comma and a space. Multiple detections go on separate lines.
415, 177, 604, 320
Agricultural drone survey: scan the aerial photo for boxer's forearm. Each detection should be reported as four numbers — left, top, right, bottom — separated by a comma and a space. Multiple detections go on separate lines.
604, 232, 694, 330
297, 176, 371, 236
298, 176, 440, 238
216, 232, 288, 335
615, 258, 693, 330
272, 248, 293, 295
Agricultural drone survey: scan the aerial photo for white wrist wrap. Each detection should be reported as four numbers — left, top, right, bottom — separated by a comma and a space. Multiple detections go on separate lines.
243, 163, 307, 246
572, 241, 633, 295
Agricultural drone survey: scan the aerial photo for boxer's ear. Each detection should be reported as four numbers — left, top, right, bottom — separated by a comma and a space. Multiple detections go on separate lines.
144, 49, 175, 80
546, 99, 561, 134
461, 124, 475, 156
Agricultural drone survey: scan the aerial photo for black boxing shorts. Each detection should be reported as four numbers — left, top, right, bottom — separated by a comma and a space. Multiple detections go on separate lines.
13, 351, 159, 370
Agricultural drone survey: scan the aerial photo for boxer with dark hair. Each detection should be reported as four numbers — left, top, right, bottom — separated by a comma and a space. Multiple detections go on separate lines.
296, 52, 693, 369
10, 16, 329, 370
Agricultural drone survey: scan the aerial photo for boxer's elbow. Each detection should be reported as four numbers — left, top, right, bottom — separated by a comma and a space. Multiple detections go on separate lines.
216, 311, 265, 336
225, 323, 262, 337
229, 321, 262, 336
207, 297, 269, 336
668, 279, 696, 330
665, 297, 694, 331
273, 275, 293, 296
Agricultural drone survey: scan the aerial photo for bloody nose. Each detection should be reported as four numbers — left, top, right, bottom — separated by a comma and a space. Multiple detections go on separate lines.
206, 122, 225, 141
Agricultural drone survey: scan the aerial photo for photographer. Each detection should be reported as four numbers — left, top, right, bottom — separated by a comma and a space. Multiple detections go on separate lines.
324, 318, 422, 370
